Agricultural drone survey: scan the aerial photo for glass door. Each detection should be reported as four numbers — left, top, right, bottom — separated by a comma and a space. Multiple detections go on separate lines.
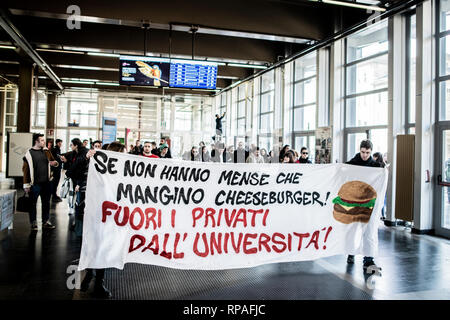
436, 127, 450, 238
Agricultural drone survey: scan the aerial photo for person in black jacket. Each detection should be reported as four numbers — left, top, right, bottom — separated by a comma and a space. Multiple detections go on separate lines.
345, 139, 381, 272
215, 112, 226, 136
299, 147, 312, 164
79, 142, 126, 299
61, 138, 89, 229
233, 141, 249, 163
130, 140, 143, 155
50, 139, 63, 202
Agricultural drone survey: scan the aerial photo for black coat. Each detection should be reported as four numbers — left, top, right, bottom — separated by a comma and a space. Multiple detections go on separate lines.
346, 153, 381, 167
51, 146, 62, 171
65, 147, 89, 183
299, 157, 312, 164
233, 149, 249, 163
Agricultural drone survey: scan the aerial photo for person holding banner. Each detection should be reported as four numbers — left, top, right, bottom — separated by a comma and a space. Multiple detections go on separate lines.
246, 147, 265, 164
233, 141, 249, 163
79, 142, 127, 298
130, 140, 143, 155
190, 146, 201, 161
299, 147, 312, 164
159, 144, 171, 158
201, 145, 211, 162
279, 145, 291, 163
92, 140, 102, 150
345, 139, 382, 271
141, 141, 160, 159
282, 150, 296, 163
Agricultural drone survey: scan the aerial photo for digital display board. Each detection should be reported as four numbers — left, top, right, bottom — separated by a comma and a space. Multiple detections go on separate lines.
119, 56, 218, 89
119, 55, 170, 87
169, 59, 217, 89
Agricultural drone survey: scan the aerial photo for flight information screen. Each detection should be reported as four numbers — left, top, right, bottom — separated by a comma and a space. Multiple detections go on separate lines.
169, 59, 217, 89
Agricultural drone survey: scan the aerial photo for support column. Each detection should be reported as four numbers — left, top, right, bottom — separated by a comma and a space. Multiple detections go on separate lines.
17, 63, 33, 132
386, 15, 406, 226
330, 39, 345, 163
46, 92, 56, 140
413, 0, 435, 232
0, 89, 5, 172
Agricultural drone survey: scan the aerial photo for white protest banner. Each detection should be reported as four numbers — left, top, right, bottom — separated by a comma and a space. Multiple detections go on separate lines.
78, 150, 388, 271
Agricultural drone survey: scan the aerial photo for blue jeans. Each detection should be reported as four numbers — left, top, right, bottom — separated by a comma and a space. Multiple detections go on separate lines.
28, 182, 51, 224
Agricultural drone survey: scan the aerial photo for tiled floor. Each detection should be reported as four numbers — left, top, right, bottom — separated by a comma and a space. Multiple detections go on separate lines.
1, 188, 449, 300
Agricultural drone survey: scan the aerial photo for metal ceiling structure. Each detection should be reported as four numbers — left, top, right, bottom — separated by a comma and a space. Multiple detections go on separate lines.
0, 0, 404, 95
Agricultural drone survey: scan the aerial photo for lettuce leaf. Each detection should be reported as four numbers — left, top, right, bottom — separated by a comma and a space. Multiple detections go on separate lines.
332, 196, 376, 208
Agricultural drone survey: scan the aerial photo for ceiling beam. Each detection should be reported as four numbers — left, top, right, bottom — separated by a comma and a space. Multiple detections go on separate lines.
3, 0, 343, 40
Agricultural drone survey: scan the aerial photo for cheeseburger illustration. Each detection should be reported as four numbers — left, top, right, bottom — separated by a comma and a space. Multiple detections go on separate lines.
332, 181, 377, 224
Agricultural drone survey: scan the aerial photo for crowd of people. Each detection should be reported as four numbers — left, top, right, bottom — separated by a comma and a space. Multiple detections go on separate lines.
22, 130, 387, 299
179, 140, 316, 164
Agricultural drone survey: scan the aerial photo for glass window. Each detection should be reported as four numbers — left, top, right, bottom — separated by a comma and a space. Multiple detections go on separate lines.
345, 21, 388, 130
439, 35, 450, 76
69, 130, 98, 147
261, 70, 275, 92
370, 128, 388, 155
294, 79, 316, 106
32, 91, 47, 128
259, 113, 273, 134
70, 101, 98, 127
408, 14, 416, 124
117, 101, 140, 130
347, 132, 368, 161
346, 55, 388, 95
440, 0, 450, 32
237, 119, 246, 136
261, 91, 274, 113
439, 81, 450, 120
258, 136, 273, 154
174, 105, 192, 131
237, 100, 246, 118
346, 20, 388, 63
238, 85, 246, 100
346, 91, 388, 127
162, 102, 171, 131
293, 105, 316, 131
294, 52, 316, 80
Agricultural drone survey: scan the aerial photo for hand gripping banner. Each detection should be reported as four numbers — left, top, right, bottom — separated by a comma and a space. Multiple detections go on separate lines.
78, 150, 388, 271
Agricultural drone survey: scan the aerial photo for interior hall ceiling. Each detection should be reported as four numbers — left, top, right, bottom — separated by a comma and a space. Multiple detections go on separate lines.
0, 0, 405, 94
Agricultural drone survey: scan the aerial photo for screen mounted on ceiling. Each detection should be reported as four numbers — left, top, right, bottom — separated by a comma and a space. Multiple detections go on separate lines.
169, 59, 218, 90
119, 55, 170, 87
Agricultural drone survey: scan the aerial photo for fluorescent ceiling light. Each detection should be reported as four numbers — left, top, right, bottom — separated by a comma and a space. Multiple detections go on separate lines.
53, 64, 119, 71
0, 45, 16, 49
217, 75, 240, 80
62, 80, 95, 85
97, 82, 120, 86
87, 52, 120, 58
0, 60, 19, 64
227, 63, 267, 69
36, 48, 85, 54
321, 0, 386, 12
